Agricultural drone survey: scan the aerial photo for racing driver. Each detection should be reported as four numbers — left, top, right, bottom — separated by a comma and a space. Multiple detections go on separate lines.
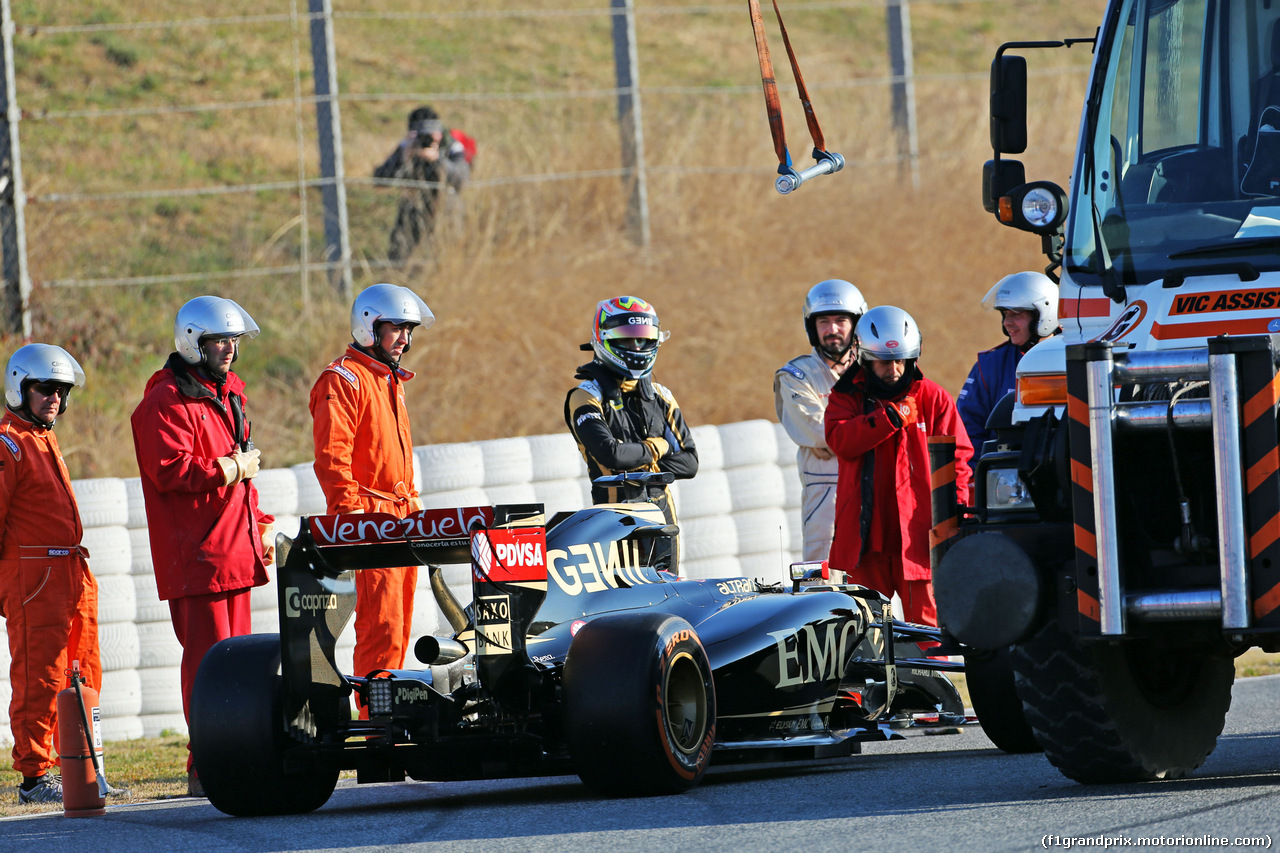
565, 296, 698, 527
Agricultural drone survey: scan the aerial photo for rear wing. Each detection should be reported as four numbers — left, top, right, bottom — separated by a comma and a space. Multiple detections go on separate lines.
277, 503, 542, 735
297, 505, 499, 573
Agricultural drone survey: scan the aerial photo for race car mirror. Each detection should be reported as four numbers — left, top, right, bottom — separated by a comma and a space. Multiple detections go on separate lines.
789, 560, 825, 581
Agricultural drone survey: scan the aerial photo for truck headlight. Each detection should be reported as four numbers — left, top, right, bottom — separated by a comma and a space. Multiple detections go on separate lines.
985, 466, 1034, 511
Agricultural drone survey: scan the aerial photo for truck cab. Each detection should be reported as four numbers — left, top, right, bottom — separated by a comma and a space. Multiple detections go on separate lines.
935, 0, 1280, 784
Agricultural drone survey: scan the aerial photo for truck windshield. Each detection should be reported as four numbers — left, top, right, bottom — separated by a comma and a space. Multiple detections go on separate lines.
1065, 0, 1280, 287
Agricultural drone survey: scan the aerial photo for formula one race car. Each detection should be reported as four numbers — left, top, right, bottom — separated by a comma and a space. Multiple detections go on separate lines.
190, 473, 966, 817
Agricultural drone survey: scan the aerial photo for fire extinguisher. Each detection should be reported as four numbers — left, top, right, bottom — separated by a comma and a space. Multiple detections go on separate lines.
57, 660, 107, 817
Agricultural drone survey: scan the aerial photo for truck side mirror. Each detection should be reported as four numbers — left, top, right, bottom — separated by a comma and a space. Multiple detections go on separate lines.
990, 54, 1028, 154
983, 159, 1026, 214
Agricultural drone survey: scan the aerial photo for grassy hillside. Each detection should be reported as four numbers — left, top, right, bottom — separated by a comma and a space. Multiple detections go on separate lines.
11, 1, 1106, 478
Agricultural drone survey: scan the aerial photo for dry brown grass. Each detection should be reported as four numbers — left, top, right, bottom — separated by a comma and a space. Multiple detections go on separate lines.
10, 1, 1104, 478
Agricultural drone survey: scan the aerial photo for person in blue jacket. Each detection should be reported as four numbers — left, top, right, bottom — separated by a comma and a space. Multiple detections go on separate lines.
957, 271, 1060, 459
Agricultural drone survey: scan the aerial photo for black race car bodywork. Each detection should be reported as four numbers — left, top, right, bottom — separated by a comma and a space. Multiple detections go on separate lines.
191, 495, 965, 817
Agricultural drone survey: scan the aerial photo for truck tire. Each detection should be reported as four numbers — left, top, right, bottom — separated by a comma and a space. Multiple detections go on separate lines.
964, 647, 1042, 754
564, 612, 716, 796
1011, 618, 1233, 783
191, 634, 339, 816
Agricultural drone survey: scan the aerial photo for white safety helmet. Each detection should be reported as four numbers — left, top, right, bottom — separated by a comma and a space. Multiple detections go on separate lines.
4, 343, 86, 416
981, 271, 1059, 339
351, 283, 435, 349
855, 305, 922, 363
802, 279, 868, 348
174, 296, 260, 366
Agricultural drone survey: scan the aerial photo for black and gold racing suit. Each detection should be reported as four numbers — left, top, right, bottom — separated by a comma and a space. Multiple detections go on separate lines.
563, 361, 699, 526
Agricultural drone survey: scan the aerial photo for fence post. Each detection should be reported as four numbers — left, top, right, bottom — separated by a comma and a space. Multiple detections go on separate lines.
886, 0, 920, 189
308, 0, 353, 300
611, 0, 650, 247
0, 0, 30, 336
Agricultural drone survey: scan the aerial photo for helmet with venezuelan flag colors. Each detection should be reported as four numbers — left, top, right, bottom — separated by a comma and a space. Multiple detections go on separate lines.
590, 296, 670, 379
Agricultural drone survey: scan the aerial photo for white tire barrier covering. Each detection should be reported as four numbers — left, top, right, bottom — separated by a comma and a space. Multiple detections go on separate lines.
99, 668, 142, 717
128, 528, 153, 575
671, 470, 731, 520
417, 442, 485, 493
124, 477, 148, 529
679, 516, 738, 561
137, 621, 183, 669
527, 433, 586, 482
100, 716, 143, 743
781, 463, 803, 511
252, 608, 279, 635
732, 507, 790, 557
291, 462, 328, 517
725, 465, 787, 513
681, 555, 742, 582
83, 526, 131, 576
689, 424, 723, 471
486, 483, 537, 507
420, 487, 488, 512
773, 420, 800, 466
251, 467, 299, 517
96, 574, 138, 625
718, 419, 780, 469
738, 551, 791, 585
138, 666, 183, 715
132, 575, 169, 624
533, 478, 587, 515
479, 437, 533, 487
786, 508, 805, 555
139, 713, 188, 739
251, 577, 278, 612
73, 478, 128, 528
98, 621, 140, 673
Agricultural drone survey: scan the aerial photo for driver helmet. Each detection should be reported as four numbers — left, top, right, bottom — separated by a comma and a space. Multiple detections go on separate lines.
591, 296, 670, 380
351, 284, 435, 351
4, 343, 86, 423
802, 279, 868, 347
174, 296, 260, 367
855, 305, 922, 365
981, 271, 1059, 339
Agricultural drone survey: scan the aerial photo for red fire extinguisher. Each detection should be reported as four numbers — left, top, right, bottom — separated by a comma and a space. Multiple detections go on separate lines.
57, 660, 106, 817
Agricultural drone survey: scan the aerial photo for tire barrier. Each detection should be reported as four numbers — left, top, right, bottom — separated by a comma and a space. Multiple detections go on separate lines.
0, 418, 818, 746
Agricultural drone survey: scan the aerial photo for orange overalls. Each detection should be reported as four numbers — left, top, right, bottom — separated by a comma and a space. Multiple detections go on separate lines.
310, 345, 421, 680
0, 412, 100, 778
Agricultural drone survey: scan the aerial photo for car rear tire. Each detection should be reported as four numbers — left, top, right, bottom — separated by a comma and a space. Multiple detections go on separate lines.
191, 634, 339, 816
564, 612, 716, 796
1011, 618, 1233, 783
964, 647, 1042, 754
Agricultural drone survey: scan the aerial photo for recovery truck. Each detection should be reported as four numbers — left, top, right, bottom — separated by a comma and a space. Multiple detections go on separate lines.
933, 0, 1280, 782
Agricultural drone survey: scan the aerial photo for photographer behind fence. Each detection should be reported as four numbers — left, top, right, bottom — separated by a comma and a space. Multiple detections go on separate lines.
374, 105, 474, 265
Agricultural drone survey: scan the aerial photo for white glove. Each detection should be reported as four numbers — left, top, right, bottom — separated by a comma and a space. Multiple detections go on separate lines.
217, 448, 262, 485
234, 448, 261, 480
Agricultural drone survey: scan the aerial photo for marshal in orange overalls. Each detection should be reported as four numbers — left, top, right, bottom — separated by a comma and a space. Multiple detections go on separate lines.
0, 411, 100, 779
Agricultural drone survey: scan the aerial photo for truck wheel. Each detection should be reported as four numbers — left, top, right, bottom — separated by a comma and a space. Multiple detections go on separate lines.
564, 613, 716, 796
191, 634, 339, 816
1011, 619, 1233, 783
963, 647, 1041, 754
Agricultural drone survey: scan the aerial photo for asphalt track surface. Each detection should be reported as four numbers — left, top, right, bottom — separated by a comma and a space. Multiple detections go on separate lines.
3, 676, 1277, 853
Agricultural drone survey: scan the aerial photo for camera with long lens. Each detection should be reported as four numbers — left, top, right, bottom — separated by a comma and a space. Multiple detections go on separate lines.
415, 132, 440, 149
